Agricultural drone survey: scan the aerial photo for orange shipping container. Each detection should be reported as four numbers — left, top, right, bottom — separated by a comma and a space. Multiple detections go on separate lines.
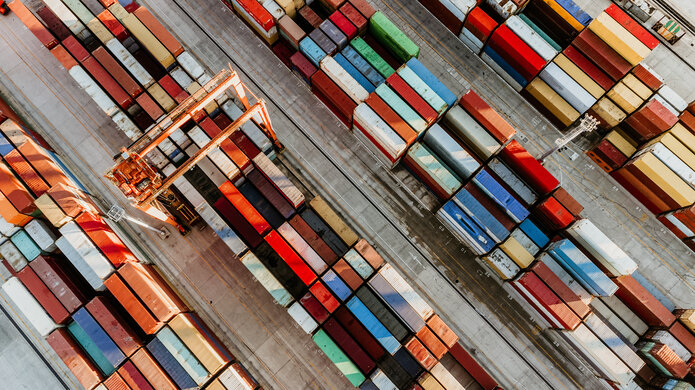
133, 7, 184, 56
46, 328, 103, 389
0, 189, 32, 225
118, 262, 187, 323
3, 149, 50, 196
105, 273, 162, 334
103, 371, 130, 389
0, 162, 36, 214
47, 183, 97, 217
50, 45, 78, 70
76, 211, 138, 267
130, 349, 177, 390
17, 140, 72, 187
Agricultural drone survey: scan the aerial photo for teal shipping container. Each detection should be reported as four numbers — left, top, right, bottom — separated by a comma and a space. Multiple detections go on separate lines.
375, 84, 427, 133
11, 230, 41, 262
67, 321, 115, 376
397, 66, 449, 115
312, 329, 366, 386
241, 252, 294, 307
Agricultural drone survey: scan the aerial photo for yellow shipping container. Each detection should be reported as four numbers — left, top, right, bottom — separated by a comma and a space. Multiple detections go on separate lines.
118, 12, 175, 68
310, 196, 359, 246
622, 74, 652, 100
499, 237, 533, 268
616, 128, 638, 148
35, 194, 71, 227
605, 130, 636, 157
645, 133, 695, 171
589, 13, 651, 65
275, 0, 296, 18
204, 379, 226, 390
107, 3, 128, 19
418, 372, 446, 390
147, 83, 176, 112
86, 18, 114, 44
607, 82, 642, 114
543, 0, 584, 31
293, 0, 305, 9
633, 153, 695, 207
169, 314, 229, 374
526, 78, 580, 127
670, 123, 695, 155
553, 54, 604, 99
591, 97, 626, 128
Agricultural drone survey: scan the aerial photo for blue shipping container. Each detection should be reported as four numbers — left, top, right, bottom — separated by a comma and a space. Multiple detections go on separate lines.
299, 37, 327, 67
342, 46, 385, 87
555, 0, 592, 25
72, 308, 126, 367
488, 158, 538, 206
67, 321, 115, 376
393, 346, 422, 377
423, 124, 480, 180
322, 270, 352, 301
440, 201, 495, 254
346, 296, 400, 354
157, 327, 209, 385
519, 219, 550, 248
483, 46, 529, 87
334, 53, 375, 93
549, 240, 618, 296
0, 133, 14, 156
453, 189, 510, 243
405, 58, 457, 107
368, 274, 425, 332
147, 337, 198, 389
47, 151, 88, 192
473, 169, 529, 223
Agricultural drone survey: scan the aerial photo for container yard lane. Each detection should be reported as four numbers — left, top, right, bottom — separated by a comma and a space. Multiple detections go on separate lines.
135, 0, 608, 388
0, 14, 353, 390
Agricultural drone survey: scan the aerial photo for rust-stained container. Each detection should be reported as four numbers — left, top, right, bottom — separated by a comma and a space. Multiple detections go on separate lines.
17, 265, 69, 323
7, 0, 58, 49
46, 328, 103, 389
17, 139, 71, 187
648, 343, 689, 378
133, 6, 184, 56
81, 56, 135, 110
92, 46, 143, 98
572, 29, 630, 81
3, 149, 50, 196
354, 239, 384, 269
86, 296, 142, 357
75, 211, 138, 267
459, 90, 515, 143
135, 93, 164, 121
118, 262, 187, 323
0, 162, 36, 215
105, 272, 162, 335
339, 3, 367, 35
631, 64, 663, 92
613, 275, 676, 328
669, 321, 695, 355
552, 187, 583, 217
349, 0, 375, 19
130, 348, 178, 390
104, 371, 131, 389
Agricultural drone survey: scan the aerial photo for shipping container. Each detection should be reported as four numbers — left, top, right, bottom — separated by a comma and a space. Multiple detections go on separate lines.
313, 329, 366, 386
46, 328, 103, 389
613, 275, 675, 327
482, 248, 520, 280
369, 273, 425, 333
506, 15, 557, 62
0, 240, 27, 271
548, 239, 618, 296
572, 29, 631, 81
488, 158, 538, 206
566, 219, 637, 276
589, 13, 650, 65
131, 348, 178, 390
340, 3, 367, 34
324, 317, 375, 374
16, 265, 69, 323
443, 106, 500, 160
404, 143, 462, 199
375, 84, 427, 134
350, 37, 395, 79
321, 56, 369, 103
289, 214, 338, 265
58, 221, 115, 281
438, 201, 495, 254
387, 73, 438, 124
500, 140, 558, 195
473, 168, 529, 223
430, 363, 465, 390
311, 70, 356, 125
530, 261, 590, 319
119, 262, 187, 323
300, 208, 349, 256
73, 307, 127, 367
146, 336, 198, 389
157, 326, 210, 385
75, 211, 137, 267
9, 1, 59, 49
67, 319, 115, 376
346, 296, 400, 354
369, 12, 419, 63
562, 45, 614, 91
524, 78, 580, 127
590, 298, 639, 344
30, 255, 87, 313
453, 188, 510, 243
488, 25, 546, 81
423, 124, 480, 181
287, 301, 318, 334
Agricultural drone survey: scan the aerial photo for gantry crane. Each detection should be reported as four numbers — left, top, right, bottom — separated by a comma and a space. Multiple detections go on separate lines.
105, 66, 281, 233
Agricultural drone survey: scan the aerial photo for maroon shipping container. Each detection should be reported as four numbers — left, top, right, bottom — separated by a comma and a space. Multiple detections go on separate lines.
417, 0, 464, 34
669, 321, 695, 355
624, 99, 679, 142
323, 317, 375, 374
198, 117, 250, 173
230, 128, 261, 160
650, 343, 689, 378
339, 3, 367, 34
17, 266, 69, 323
29, 255, 88, 313
572, 30, 631, 81
610, 167, 668, 214
534, 196, 575, 231
349, 0, 375, 19
594, 139, 627, 170
613, 275, 676, 327
530, 261, 590, 319
465, 182, 515, 231
290, 52, 318, 82
333, 259, 362, 290
448, 342, 498, 390
459, 90, 516, 143
552, 187, 583, 217
81, 56, 134, 110
272, 39, 296, 69
387, 73, 438, 124
92, 46, 143, 98
213, 196, 263, 248
289, 215, 339, 265
299, 292, 329, 323
354, 239, 384, 270
334, 306, 386, 360
118, 360, 154, 390
365, 93, 417, 146
62, 36, 89, 62
46, 329, 103, 389
311, 70, 357, 126
298, 6, 323, 29
562, 45, 614, 91
158, 75, 188, 104
247, 169, 294, 219
86, 296, 141, 357
36, 6, 71, 41
7, 1, 58, 50
500, 140, 559, 195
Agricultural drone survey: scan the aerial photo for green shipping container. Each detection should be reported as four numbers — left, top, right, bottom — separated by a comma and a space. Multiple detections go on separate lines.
312, 329, 365, 386
157, 327, 209, 385
350, 37, 395, 79
368, 12, 420, 63
67, 321, 115, 376
11, 230, 41, 261
397, 66, 449, 115
375, 84, 427, 133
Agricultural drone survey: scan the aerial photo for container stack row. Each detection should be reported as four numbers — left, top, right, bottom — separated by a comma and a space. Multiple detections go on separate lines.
0, 105, 260, 390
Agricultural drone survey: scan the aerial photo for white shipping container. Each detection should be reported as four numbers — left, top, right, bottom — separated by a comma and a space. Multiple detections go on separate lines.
58, 222, 114, 281
24, 220, 57, 252
176, 52, 205, 80
261, 0, 285, 21
443, 106, 500, 159
370, 369, 398, 390
648, 330, 691, 362
2, 277, 57, 336
438, 0, 468, 21
158, 138, 178, 156
379, 264, 433, 321
459, 28, 484, 53
599, 295, 649, 336
105, 38, 154, 87
658, 85, 687, 113
197, 73, 212, 87
62, 0, 94, 25
68, 67, 118, 117
169, 129, 192, 150
277, 223, 327, 274
43, 0, 87, 38
0, 215, 19, 238
480, 51, 523, 92
252, 153, 304, 208
221, 101, 273, 154
591, 299, 639, 345
506, 16, 557, 61
164, 164, 205, 208
645, 143, 695, 188
320, 56, 369, 104
0, 241, 27, 272
485, 0, 517, 18
287, 302, 317, 334
430, 363, 465, 390
566, 219, 638, 276
584, 314, 646, 373
540, 63, 596, 113
539, 253, 593, 305
188, 126, 240, 181
353, 104, 407, 161
197, 203, 248, 255
184, 145, 227, 188
482, 248, 520, 280
352, 123, 397, 169
111, 111, 142, 141
511, 228, 539, 256
219, 365, 255, 390
666, 214, 694, 238
57, 237, 105, 291
147, 148, 169, 170
423, 123, 480, 180
169, 66, 195, 90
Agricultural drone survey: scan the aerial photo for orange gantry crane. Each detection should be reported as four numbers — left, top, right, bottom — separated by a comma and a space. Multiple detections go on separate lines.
105, 66, 281, 233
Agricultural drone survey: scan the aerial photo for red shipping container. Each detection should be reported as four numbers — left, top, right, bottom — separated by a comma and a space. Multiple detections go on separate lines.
669, 321, 695, 355
488, 25, 546, 81
47, 183, 97, 217
81, 56, 134, 110
464, 7, 498, 42
416, 326, 447, 359
605, 4, 660, 50
515, 271, 580, 329
387, 73, 438, 124
333, 259, 362, 291
289, 215, 339, 265
572, 30, 631, 81
290, 52, 318, 82
61, 36, 89, 62
613, 275, 675, 327
329, 11, 357, 40
324, 317, 375, 374
650, 343, 689, 378
36, 7, 71, 41
680, 111, 695, 133
17, 266, 69, 323
17, 140, 70, 188
133, 7, 184, 56
104, 371, 130, 390
426, 315, 458, 348
552, 187, 584, 217
321, 0, 345, 12
96, 0, 116, 8
118, 360, 155, 390
310, 281, 340, 312
118, 262, 187, 323
30, 255, 87, 313
419, 0, 464, 35
300, 292, 329, 323
130, 348, 178, 390
105, 273, 162, 335
610, 167, 669, 214
46, 328, 103, 389
231, 126, 261, 160
86, 296, 141, 357
535, 196, 575, 231
136, 93, 165, 120
219, 181, 270, 235
311, 70, 357, 122
365, 93, 417, 145
339, 3, 367, 34
531, 261, 590, 318
93, 47, 143, 98
334, 306, 386, 360
50, 45, 78, 70
500, 140, 559, 195
459, 90, 515, 143
7, 1, 58, 49
349, 0, 375, 18
158, 75, 188, 104
448, 342, 499, 390
354, 239, 384, 269
265, 230, 317, 285
595, 139, 627, 169
632, 64, 663, 92
0, 190, 32, 225
404, 337, 436, 370
98, 10, 129, 41
199, 117, 250, 172
562, 45, 614, 91
0, 162, 36, 215
3, 149, 50, 196
235, 0, 274, 32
